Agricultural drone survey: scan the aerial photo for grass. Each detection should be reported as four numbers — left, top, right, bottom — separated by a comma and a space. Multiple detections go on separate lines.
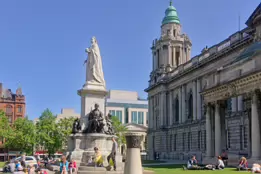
142, 160, 166, 164
0, 161, 6, 167
144, 164, 240, 174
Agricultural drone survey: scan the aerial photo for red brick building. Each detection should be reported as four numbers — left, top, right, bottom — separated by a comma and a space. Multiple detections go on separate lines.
0, 83, 26, 160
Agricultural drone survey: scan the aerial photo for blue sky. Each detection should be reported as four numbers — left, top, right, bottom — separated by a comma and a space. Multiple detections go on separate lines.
0, 0, 259, 119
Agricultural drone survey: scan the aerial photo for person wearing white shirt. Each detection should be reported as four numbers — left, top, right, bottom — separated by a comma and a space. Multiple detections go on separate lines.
217, 156, 225, 169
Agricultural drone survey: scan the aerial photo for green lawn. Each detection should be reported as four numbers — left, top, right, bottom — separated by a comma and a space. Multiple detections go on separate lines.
145, 165, 240, 174
0, 161, 6, 167
142, 160, 166, 164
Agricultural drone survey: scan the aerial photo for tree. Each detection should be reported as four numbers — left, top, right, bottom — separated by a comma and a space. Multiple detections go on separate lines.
36, 109, 61, 155
111, 116, 128, 145
57, 117, 75, 151
5, 117, 36, 155
0, 110, 13, 145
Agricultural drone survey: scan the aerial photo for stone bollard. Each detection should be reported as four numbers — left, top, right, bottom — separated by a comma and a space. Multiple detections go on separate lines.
124, 132, 143, 174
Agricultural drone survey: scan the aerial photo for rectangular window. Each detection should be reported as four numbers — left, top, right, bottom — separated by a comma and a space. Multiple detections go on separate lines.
138, 112, 144, 125
174, 134, 177, 151
188, 132, 191, 150
116, 110, 122, 123
131, 111, 137, 123
204, 130, 206, 150
6, 106, 12, 114
244, 126, 248, 148
17, 106, 22, 113
198, 131, 201, 150
240, 125, 243, 150
183, 133, 186, 151
109, 110, 115, 116
227, 129, 231, 149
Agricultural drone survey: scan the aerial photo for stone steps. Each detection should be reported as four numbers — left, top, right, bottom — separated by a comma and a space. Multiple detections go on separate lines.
78, 171, 123, 174
78, 166, 124, 174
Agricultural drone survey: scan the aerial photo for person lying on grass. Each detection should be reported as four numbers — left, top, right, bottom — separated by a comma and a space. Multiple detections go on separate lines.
252, 163, 261, 173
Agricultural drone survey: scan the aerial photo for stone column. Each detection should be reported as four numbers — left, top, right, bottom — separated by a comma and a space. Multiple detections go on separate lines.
148, 97, 152, 128
192, 81, 197, 120
181, 85, 186, 122
231, 97, 237, 112
179, 46, 183, 64
215, 102, 221, 156
169, 91, 173, 125
179, 87, 182, 123
168, 45, 172, 65
160, 92, 165, 127
173, 47, 176, 67
237, 95, 243, 111
124, 133, 143, 174
206, 104, 212, 158
197, 79, 202, 120
251, 92, 261, 159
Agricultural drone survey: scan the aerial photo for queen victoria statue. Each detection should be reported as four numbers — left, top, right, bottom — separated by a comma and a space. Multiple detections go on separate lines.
84, 37, 106, 89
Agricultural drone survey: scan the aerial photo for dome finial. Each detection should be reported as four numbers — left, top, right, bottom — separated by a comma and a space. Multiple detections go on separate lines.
169, 0, 172, 6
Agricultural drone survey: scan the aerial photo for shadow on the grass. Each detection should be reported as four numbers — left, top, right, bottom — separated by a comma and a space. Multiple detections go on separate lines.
145, 164, 183, 169
145, 164, 238, 170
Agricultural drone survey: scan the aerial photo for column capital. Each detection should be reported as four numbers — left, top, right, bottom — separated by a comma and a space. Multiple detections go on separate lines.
125, 133, 142, 148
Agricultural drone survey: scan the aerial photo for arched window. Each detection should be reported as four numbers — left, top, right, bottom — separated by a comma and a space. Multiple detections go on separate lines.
175, 97, 179, 122
188, 92, 193, 119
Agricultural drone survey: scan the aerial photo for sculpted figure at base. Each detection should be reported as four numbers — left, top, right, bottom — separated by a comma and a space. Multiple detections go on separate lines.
72, 118, 81, 134
84, 37, 105, 87
85, 104, 105, 133
105, 113, 115, 135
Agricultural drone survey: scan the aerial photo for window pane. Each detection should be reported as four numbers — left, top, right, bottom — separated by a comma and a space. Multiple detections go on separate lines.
131, 111, 137, 123
138, 112, 144, 124
109, 110, 115, 116
116, 110, 122, 123
18, 106, 22, 113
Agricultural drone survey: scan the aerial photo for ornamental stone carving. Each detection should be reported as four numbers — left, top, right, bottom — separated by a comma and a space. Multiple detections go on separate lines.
125, 133, 142, 148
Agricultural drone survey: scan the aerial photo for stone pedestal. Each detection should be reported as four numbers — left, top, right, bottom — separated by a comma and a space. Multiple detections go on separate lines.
77, 87, 107, 131
67, 133, 114, 166
124, 133, 143, 174
67, 133, 124, 173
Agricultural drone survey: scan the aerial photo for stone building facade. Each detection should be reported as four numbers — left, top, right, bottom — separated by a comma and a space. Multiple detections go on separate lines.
145, 2, 261, 163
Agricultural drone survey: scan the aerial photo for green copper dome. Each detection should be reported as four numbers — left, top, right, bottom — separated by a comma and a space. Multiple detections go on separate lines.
162, 1, 180, 25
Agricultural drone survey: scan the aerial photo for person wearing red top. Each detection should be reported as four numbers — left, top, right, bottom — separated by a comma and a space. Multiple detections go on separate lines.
69, 159, 77, 174
238, 157, 248, 171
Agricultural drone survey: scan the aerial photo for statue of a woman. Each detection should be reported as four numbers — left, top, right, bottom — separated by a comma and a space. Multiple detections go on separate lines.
84, 37, 105, 87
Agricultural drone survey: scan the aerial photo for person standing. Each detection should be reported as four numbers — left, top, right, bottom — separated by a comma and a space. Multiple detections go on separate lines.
107, 137, 117, 171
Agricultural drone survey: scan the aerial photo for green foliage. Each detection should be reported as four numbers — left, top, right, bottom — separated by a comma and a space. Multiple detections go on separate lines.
36, 109, 75, 154
111, 116, 127, 145
57, 117, 75, 151
5, 117, 36, 155
0, 110, 13, 141
36, 108, 60, 155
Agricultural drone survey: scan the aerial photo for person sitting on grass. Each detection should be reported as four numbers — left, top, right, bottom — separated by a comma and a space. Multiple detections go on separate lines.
217, 156, 225, 170
252, 163, 261, 173
238, 157, 248, 171
221, 150, 228, 166
183, 155, 200, 170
